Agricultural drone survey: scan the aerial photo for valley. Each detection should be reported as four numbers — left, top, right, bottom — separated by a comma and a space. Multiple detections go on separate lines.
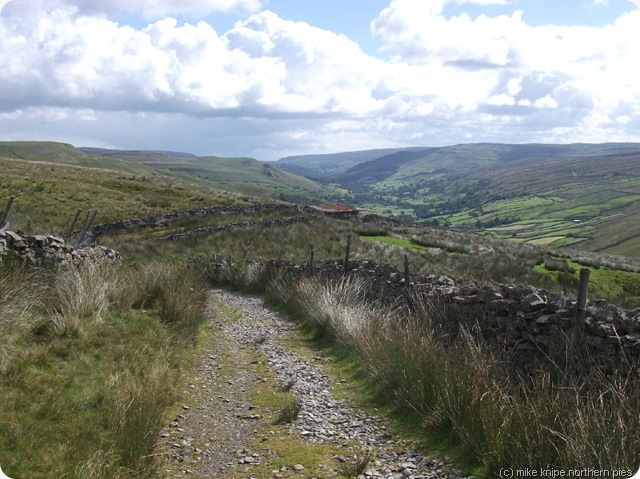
279, 143, 640, 256
3, 140, 640, 258
2, 142, 640, 477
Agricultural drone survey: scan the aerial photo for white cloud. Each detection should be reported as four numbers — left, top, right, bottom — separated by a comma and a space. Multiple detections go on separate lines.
0, 6, 395, 117
371, 0, 640, 135
0, 0, 639, 160
533, 94, 558, 109
1, 0, 263, 19
486, 93, 516, 106
506, 78, 522, 96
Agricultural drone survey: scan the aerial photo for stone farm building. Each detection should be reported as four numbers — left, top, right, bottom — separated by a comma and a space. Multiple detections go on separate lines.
311, 204, 359, 220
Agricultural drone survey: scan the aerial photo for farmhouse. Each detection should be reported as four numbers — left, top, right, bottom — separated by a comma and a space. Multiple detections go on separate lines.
311, 203, 359, 219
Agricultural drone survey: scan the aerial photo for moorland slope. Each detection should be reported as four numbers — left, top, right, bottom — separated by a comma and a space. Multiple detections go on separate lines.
280, 143, 640, 256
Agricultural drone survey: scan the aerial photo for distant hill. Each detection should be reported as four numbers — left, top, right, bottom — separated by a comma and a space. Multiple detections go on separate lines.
79, 147, 197, 159
0, 141, 158, 175
277, 147, 427, 179
319, 142, 640, 257
0, 142, 323, 203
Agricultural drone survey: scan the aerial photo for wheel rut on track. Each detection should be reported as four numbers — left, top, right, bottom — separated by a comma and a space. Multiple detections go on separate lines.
156, 289, 463, 479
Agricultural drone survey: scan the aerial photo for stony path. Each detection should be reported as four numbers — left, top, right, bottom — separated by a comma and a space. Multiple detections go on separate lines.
156, 290, 464, 479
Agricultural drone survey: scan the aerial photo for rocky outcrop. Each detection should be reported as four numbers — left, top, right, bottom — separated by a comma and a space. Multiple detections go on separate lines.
0, 229, 121, 266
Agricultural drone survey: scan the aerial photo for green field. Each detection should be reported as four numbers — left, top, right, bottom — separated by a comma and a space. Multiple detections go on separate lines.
314, 144, 640, 257
534, 258, 640, 306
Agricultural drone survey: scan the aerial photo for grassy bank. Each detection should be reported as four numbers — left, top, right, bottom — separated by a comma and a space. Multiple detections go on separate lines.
103, 210, 639, 307
0, 260, 208, 479
265, 274, 640, 474
0, 156, 246, 233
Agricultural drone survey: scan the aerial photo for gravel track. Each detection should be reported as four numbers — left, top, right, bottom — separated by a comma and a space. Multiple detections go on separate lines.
156, 290, 464, 479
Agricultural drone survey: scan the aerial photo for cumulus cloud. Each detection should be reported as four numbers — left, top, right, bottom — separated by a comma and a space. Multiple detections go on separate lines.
0, 0, 639, 160
372, 0, 640, 136
0, 5, 393, 118
1, 0, 263, 19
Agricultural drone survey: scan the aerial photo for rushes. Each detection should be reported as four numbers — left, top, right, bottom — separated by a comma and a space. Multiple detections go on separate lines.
102, 365, 176, 476
339, 450, 372, 477
155, 264, 208, 341
0, 261, 208, 479
43, 263, 117, 336
274, 276, 640, 471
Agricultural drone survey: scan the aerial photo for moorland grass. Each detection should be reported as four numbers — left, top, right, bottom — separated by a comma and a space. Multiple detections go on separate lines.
267, 275, 640, 474
0, 157, 246, 233
98, 210, 640, 306
0, 260, 208, 479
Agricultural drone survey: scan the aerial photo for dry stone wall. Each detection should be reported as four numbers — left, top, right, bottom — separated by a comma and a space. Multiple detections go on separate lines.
88, 203, 312, 238
0, 229, 121, 266
161, 215, 312, 241
214, 258, 640, 377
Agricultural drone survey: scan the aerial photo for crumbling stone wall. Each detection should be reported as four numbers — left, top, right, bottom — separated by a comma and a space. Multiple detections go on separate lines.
213, 258, 640, 376
161, 215, 312, 241
89, 203, 313, 238
0, 229, 121, 266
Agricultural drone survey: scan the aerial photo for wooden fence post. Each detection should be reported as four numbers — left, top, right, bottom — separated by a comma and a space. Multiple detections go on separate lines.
344, 234, 352, 274
573, 268, 590, 357
0, 195, 15, 228
88, 209, 98, 230
81, 210, 92, 233
309, 248, 315, 275
76, 209, 98, 244
66, 208, 82, 240
404, 254, 410, 278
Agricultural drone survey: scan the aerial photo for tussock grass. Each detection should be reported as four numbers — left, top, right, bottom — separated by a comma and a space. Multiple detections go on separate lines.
272, 276, 640, 472
101, 365, 176, 475
0, 261, 208, 479
338, 450, 372, 477
273, 397, 303, 425
156, 265, 208, 341
95, 205, 639, 306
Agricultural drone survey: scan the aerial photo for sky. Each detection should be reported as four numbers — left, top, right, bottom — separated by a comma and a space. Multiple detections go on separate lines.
0, 0, 639, 161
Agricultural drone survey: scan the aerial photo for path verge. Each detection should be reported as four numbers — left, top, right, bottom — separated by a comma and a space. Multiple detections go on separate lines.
155, 290, 464, 479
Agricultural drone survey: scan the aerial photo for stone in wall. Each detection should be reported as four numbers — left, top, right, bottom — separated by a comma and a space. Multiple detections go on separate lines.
0, 230, 121, 267
219, 256, 640, 378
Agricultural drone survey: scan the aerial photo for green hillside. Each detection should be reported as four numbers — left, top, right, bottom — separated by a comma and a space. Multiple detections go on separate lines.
277, 147, 426, 179
80, 147, 322, 202
319, 143, 640, 257
141, 155, 320, 201
0, 141, 158, 175
0, 156, 248, 233
0, 141, 323, 203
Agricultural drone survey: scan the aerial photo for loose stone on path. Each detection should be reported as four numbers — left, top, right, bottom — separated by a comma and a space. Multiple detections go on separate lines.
215, 290, 464, 479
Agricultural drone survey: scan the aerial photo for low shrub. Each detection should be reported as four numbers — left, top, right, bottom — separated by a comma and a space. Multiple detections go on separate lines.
273, 398, 303, 425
